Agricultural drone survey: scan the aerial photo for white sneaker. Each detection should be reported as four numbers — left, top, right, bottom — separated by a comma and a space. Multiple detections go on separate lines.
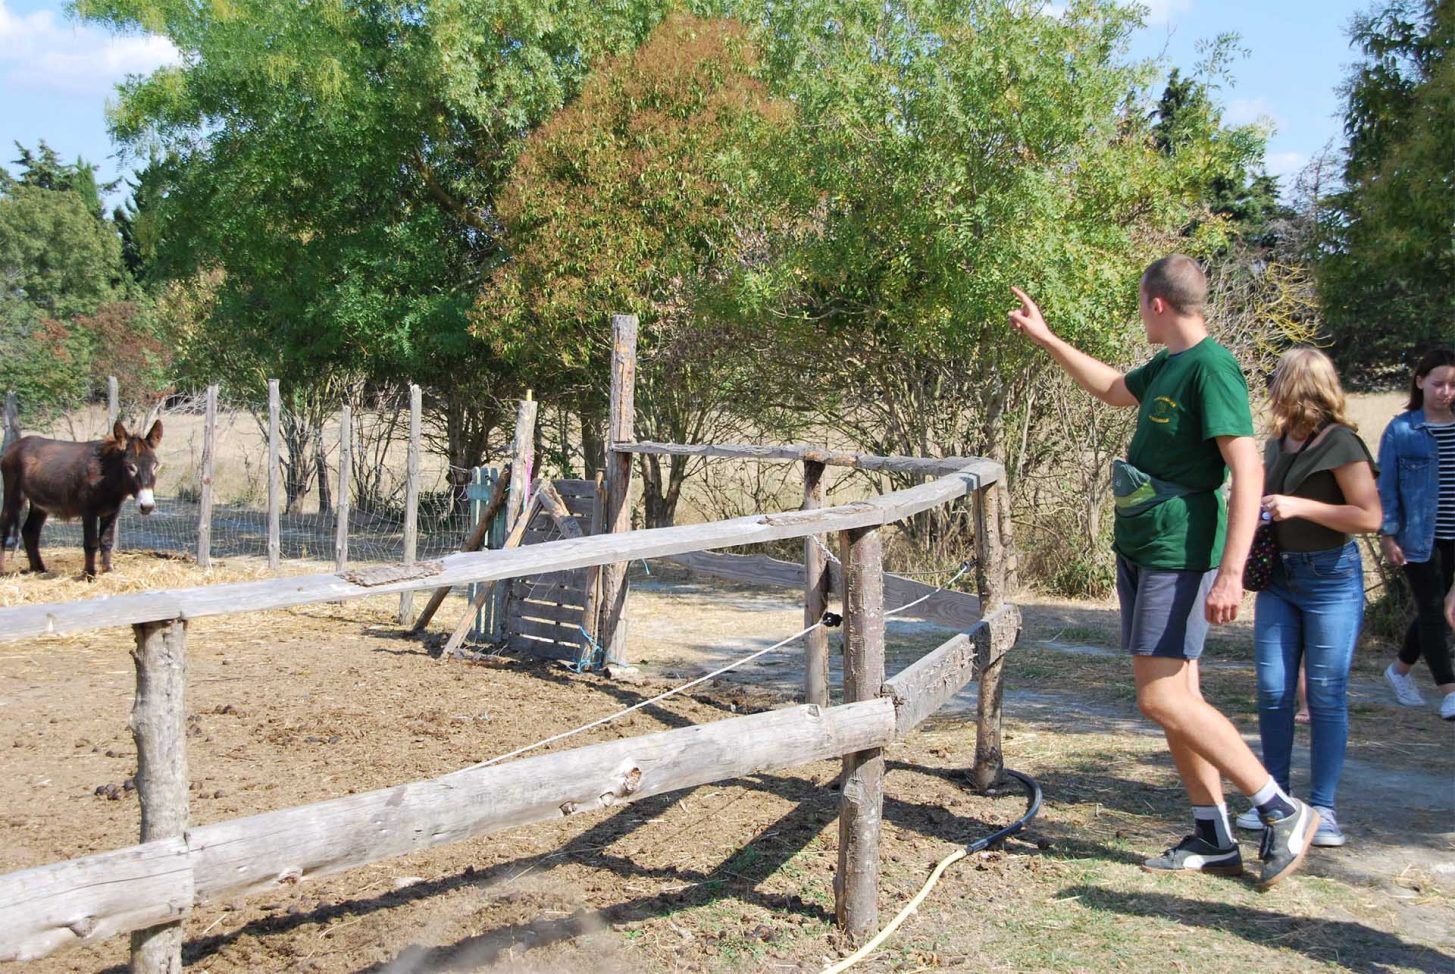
1441, 693, 1455, 722
1235, 806, 1263, 831
1384, 663, 1426, 707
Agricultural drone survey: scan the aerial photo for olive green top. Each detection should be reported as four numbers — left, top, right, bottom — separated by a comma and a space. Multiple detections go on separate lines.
1265, 425, 1377, 552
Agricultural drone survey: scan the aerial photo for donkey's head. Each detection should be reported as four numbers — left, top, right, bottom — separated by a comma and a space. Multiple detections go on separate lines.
108, 420, 163, 514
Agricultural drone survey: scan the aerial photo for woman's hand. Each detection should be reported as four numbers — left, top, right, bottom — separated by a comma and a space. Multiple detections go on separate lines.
1380, 534, 1407, 567
1260, 494, 1308, 522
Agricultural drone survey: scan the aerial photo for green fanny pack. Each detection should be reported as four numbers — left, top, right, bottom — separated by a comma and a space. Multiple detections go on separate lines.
1111, 459, 1196, 517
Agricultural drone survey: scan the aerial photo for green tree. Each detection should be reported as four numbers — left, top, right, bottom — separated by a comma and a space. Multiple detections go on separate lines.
75, 0, 698, 488
1320, 0, 1454, 384
731, 0, 1273, 574
0, 142, 129, 320
478, 13, 790, 525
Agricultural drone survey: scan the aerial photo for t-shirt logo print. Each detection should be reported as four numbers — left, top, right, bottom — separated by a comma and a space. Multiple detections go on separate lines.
1148, 395, 1182, 425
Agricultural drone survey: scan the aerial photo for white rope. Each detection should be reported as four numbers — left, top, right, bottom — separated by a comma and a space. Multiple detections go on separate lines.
883, 560, 974, 619
465, 618, 829, 771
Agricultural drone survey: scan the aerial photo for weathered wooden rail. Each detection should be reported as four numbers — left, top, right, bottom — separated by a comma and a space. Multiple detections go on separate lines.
0, 315, 1019, 967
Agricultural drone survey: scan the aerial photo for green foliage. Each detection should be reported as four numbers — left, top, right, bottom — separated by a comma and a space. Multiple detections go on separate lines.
1319, 0, 1454, 385
479, 12, 792, 522
0, 296, 94, 420
0, 142, 130, 320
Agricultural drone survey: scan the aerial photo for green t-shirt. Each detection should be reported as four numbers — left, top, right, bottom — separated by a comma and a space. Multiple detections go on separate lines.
1116, 338, 1255, 570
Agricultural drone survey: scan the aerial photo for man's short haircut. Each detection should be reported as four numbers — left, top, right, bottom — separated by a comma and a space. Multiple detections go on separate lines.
1141, 254, 1207, 317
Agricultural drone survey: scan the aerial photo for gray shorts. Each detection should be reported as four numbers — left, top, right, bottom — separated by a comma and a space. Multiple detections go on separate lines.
1115, 554, 1216, 660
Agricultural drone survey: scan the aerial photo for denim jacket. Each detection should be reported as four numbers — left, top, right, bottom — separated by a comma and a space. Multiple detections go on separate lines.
1376, 408, 1441, 562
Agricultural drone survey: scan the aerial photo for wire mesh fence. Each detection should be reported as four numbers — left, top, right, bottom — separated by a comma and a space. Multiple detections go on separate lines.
2, 382, 484, 569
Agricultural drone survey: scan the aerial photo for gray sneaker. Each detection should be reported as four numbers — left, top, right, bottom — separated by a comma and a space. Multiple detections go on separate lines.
1257, 799, 1321, 889
1311, 806, 1346, 847
1142, 834, 1244, 877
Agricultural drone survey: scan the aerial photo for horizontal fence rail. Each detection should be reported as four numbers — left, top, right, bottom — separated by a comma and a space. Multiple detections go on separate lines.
0, 457, 1001, 642
0, 438, 1016, 966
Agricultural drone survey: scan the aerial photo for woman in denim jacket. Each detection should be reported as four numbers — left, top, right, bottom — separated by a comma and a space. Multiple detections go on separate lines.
1377, 348, 1455, 721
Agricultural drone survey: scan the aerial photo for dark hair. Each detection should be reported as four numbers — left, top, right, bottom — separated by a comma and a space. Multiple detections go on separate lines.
1407, 347, 1455, 410
1141, 254, 1207, 317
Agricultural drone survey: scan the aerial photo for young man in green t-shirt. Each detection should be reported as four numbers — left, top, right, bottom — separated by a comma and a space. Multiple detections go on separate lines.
1008, 255, 1320, 889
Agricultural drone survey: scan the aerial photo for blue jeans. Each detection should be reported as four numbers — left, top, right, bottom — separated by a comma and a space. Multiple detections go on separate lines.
1253, 541, 1364, 810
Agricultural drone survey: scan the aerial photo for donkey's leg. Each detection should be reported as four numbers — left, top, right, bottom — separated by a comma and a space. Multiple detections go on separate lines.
98, 510, 119, 574
82, 512, 100, 579
21, 506, 48, 573
0, 476, 21, 572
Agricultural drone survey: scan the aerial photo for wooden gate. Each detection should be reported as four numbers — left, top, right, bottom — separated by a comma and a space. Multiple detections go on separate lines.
501, 476, 604, 660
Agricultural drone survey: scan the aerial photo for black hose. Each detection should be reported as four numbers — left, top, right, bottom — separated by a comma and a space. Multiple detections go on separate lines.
964, 768, 1043, 855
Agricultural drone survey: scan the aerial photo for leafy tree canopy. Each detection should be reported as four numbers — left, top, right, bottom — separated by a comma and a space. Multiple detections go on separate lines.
1319, 0, 1454, 383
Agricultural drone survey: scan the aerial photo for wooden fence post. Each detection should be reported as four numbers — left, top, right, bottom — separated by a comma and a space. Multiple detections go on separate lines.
972, 483, 1008, 792
600, 314, 638, 668
267, 380, 281, 569
398, 384, 422, 624
2, 390, 18, 455
494, 393, 537, 639
803, 459, 830, 707
196, 385, 218, 569
128, 619, 188, 973
335, 404, 352, 573
108, 376, 123, 551
836, 525, 885, 941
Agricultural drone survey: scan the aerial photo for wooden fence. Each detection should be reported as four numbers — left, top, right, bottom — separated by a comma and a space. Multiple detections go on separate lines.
0, 315, 1019, 967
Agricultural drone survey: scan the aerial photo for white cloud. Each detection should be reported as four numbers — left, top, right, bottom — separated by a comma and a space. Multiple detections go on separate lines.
0, 1, 179, 97
1266, 151, 1308, 180
1142, 0, 1192, 28
1224, 96, 1282, 130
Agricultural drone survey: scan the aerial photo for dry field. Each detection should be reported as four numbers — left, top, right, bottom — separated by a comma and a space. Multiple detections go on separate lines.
0, 547, 1449, 974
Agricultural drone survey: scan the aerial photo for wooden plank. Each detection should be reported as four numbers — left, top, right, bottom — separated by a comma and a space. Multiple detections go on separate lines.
0, 839, 192, 963
334, 404, 352, 573
0, 460, 999, 643
196, 385, 218, 569
441, 482, 546, 656
342, 562, 443, 587
108, 376, 119, 427
881, 604, 1021, 737
617, 442, 1006, 480
399, 383, 422, 624
0, 700, 896, 963
836, 526, 885, 941
505, 615, 586, 646
600, 314, 637, 666
973, 485, 1009, 792
129, 620, 189, 973
411, 466, 510, 633
266, 379, 281, 569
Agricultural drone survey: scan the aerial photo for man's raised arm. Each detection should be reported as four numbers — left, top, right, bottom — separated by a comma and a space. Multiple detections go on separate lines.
1008, 287, 1137, 408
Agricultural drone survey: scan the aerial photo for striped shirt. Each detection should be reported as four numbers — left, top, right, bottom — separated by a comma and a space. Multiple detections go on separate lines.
1432, 421, 1455, 540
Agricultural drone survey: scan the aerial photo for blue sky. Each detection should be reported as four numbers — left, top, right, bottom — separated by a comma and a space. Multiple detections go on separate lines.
1, 0, 1370, 206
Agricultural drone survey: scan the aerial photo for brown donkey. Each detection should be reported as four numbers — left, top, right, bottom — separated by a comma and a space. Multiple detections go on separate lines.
0, 421, 163, 578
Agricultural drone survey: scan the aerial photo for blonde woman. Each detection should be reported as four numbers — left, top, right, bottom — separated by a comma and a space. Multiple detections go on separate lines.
1233, 349, 1381, 848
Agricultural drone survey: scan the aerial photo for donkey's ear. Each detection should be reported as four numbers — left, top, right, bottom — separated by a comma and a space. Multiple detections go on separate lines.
145, 420, 163, 448
112, 420, 128, 443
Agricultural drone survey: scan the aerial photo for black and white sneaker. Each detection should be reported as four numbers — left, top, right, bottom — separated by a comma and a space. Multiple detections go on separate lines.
1257, 798, 1320, 889
1141, 834, 1244, 876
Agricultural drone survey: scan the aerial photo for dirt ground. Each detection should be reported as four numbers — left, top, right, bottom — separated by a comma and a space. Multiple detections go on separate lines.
0, 551, 1451, 974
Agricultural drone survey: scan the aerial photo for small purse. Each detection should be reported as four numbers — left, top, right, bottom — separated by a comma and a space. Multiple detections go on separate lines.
1243, 513, 1278, 591
1242, 425, 1324, 592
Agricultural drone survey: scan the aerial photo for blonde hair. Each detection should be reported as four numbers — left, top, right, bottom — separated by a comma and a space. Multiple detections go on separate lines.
1266, 347, 1355, 440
